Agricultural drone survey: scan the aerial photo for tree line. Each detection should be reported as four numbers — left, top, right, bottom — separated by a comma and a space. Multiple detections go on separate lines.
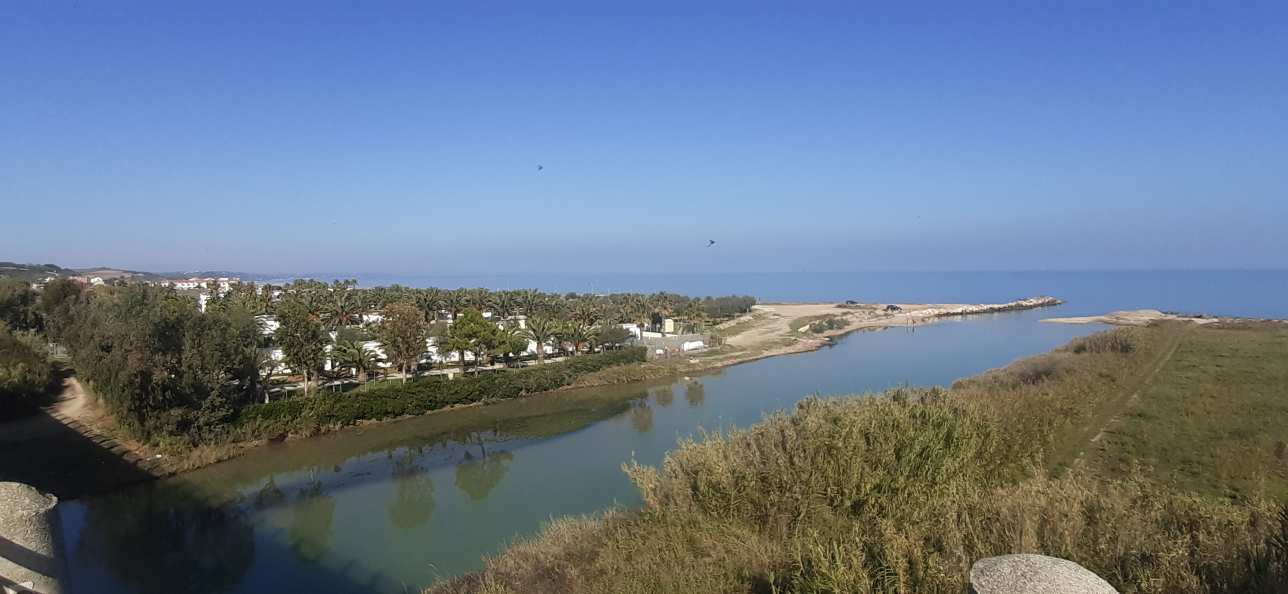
1, 276, 754, 441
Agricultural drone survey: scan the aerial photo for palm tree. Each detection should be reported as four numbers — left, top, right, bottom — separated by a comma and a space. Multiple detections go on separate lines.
325, 288, 362, 329
649, 293, 677, 334
560, 320, 592, 356
623, 294, 650, 338
465, 288, 494, 314
571, 299, 600, 326
416, 288, 445, 322
492, 291, 519, 322
518, 289, 546, 318
443, 289, 468, 320
520, 316, 558, 364
678, 299, 707, 333
332, 340, 384, 383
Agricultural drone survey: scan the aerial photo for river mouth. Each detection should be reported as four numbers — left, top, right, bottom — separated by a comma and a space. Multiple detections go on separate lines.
57, 308, 1101, 594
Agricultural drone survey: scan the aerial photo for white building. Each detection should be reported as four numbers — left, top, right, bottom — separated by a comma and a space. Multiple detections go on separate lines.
255, 315, 280, 336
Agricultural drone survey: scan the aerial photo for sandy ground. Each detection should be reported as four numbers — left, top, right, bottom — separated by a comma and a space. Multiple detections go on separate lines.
695, 297, 1062, 369
1042, 309, 1222, 326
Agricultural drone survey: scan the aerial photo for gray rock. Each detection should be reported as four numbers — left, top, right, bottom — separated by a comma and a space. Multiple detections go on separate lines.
0, 482, 63, 594
970, 554, 1118, 594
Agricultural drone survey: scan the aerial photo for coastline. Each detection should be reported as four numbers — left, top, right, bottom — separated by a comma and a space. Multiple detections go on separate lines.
54, 296, 1064, 492
1042, 308, 1287, 327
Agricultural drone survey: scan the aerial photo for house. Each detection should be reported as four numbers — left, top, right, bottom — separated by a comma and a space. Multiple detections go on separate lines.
255, 315, 280, 336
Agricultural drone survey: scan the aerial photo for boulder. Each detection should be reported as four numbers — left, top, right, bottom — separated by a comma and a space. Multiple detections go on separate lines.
0, 482, 63, 593
970, 554, 1117, 594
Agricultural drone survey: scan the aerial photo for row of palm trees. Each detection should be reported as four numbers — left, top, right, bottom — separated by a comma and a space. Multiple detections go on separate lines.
215, 280, 755, 338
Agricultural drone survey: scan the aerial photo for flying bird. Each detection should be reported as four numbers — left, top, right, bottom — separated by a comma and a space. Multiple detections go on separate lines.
707, 240, 716, 248
537, 164, 544, 171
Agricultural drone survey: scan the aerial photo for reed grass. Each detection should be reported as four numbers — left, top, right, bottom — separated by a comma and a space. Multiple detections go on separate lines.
429, 324, 1288, 594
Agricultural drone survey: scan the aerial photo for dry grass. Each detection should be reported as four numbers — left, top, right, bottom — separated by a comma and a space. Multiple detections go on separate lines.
429, 325, 1288, 594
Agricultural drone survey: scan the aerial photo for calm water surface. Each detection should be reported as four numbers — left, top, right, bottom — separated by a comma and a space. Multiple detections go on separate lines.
58, 271, 1288, 593
59, 309, 1100, 594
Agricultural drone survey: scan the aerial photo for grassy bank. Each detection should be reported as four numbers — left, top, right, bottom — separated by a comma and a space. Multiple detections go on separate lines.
430, 323, 1288, 594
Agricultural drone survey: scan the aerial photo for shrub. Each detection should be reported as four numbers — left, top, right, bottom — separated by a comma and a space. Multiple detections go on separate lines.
0, 327, 59, 420
1067, 329, 1138, 354
808, 316, 850, 334
231, 347, 646, 440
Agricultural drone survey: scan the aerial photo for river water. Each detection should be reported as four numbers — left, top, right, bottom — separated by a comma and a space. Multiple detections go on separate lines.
55, 271, 1288, 593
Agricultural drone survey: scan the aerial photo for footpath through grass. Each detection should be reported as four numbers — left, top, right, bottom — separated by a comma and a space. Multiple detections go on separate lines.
430, 323, 1288, 594
1083, 322, 1288, 501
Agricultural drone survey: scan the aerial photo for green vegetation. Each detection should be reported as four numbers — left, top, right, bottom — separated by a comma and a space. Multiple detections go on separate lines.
377, 302, 431, 381
0, 327, 60, 420
231, 347, 646, 442
0, 277, 43, 331
24, 274, 744, 455
55, 284, 262, 441
0, 261, 75, 283
1084, 323, 1288, 501
430, 323, 1288, 594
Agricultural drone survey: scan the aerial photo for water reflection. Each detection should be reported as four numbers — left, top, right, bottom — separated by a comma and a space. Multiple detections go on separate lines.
629, 399, 654, 433
62, 309, 1105, 593
288, 472, 336, 561
454, 448, 514, 502
71, 487, 255, 594
389, 450, 435, 530
685, 381, 706, 407
654, 386, 674, 407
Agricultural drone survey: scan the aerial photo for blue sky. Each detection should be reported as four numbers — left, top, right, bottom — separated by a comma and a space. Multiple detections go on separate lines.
3, 1, 1286, 274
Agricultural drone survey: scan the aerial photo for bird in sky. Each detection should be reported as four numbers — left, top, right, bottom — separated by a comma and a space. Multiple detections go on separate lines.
707, 240, 716, 247
537, 164, 544, 171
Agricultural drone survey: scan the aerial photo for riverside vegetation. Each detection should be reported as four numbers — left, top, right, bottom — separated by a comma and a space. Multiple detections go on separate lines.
430, 322, 1288, 594
0, 276, 751, 459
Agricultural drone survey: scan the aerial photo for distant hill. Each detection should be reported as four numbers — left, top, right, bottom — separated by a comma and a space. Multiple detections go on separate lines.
0, 261, 273, 284
0, 261, 76, 282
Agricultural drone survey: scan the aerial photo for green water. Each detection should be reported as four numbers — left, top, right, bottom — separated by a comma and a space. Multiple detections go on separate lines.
58, 309, 1099, 594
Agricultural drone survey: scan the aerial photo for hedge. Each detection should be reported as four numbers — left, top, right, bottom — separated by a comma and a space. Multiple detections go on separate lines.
232, 347, 646, 439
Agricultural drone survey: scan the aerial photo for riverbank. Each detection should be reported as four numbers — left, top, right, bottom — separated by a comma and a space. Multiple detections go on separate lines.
429, 321, 1288, 594
1044, 307, 1288, 328
7, 297, 1063, 493
569, 296, 1063, 388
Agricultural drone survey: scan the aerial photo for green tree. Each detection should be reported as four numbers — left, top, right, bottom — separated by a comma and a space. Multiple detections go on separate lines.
520, 316, 558, 364
594, 325, 634, 350
332, 339, 384, 383
491, 325, 530, 368
0, 278, 40, 331
276, 298, 326, 397
442, 309, 498, 371
558, 320, 593, 356
375, 302, 429, 383
38, 277, 82, 341
323, 280, 361, 329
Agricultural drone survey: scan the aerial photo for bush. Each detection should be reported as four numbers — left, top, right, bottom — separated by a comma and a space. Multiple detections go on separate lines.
0, 327, 59, 420
232, 347, 646, 439
808, 316, 849, 334
1067, 329, 1138, 354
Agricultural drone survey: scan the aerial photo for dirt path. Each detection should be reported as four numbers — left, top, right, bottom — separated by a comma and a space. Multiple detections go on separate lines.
0, 378, 160, 498
1069, 327, 1187, 464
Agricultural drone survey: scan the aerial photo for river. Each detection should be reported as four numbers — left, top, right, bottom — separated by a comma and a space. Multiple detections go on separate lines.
57, 306, 1103, 593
